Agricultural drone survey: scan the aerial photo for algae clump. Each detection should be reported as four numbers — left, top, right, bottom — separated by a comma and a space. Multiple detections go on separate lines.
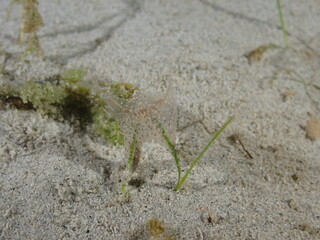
110, 82, 138, 99
91, 95, 124, 145
18, 0, 44, 57
19, 81, 68, 117
1, 69, 136, 145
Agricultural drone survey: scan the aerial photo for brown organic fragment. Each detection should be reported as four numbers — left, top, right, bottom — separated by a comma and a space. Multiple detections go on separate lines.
306, 118, 320, 140
282, 90, 296, 101
245, 45, 268, 64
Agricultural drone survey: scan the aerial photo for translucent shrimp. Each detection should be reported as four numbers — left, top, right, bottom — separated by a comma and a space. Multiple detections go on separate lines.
106, 86, 177, 170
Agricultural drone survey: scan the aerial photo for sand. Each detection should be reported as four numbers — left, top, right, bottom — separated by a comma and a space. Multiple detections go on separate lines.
0, 0, 319, 239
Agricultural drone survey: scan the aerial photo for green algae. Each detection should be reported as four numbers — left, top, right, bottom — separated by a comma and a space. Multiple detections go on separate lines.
0, 69, 135, 145
19, 81, 68, 117
110, 82, 138, 99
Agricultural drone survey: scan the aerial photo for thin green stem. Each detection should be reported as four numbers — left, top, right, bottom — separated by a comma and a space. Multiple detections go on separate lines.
158, 123, 181, 182
175, 117, 233, 191
277, 0, 289, 47
312, 84, 320, 91
127, 133, 137, 172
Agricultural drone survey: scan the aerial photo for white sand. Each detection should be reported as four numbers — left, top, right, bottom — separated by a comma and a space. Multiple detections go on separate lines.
0, 0, 319, 239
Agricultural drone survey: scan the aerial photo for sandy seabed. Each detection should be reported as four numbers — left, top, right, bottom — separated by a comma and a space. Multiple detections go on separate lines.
0, 0, 319, 239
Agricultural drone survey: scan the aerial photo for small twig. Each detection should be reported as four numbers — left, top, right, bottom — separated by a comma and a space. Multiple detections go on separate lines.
228, 133, 253, 159
177, 107, 212, 134
196, 227, 204, 240
177, 118, 203, 132
199, 120, 214, 135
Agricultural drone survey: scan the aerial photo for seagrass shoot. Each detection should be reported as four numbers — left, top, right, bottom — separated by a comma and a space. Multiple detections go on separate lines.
277, 0, 289, 47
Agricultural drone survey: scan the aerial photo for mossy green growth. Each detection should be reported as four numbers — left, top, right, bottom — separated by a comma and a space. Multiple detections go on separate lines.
4, 69, 132, 145
91, 95, 124, 145
0, 82, 16, 96
17, 79, 124, 144
18, 80, 94, 128
110, 82, 138, 99
61, 68, 86, 85
19, 81, 68, 117
96, 82, 138, 145
146, 218, 176, 240
59, 88, 93, 130
18, 0, 44, 57
95, 82, 139, 144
